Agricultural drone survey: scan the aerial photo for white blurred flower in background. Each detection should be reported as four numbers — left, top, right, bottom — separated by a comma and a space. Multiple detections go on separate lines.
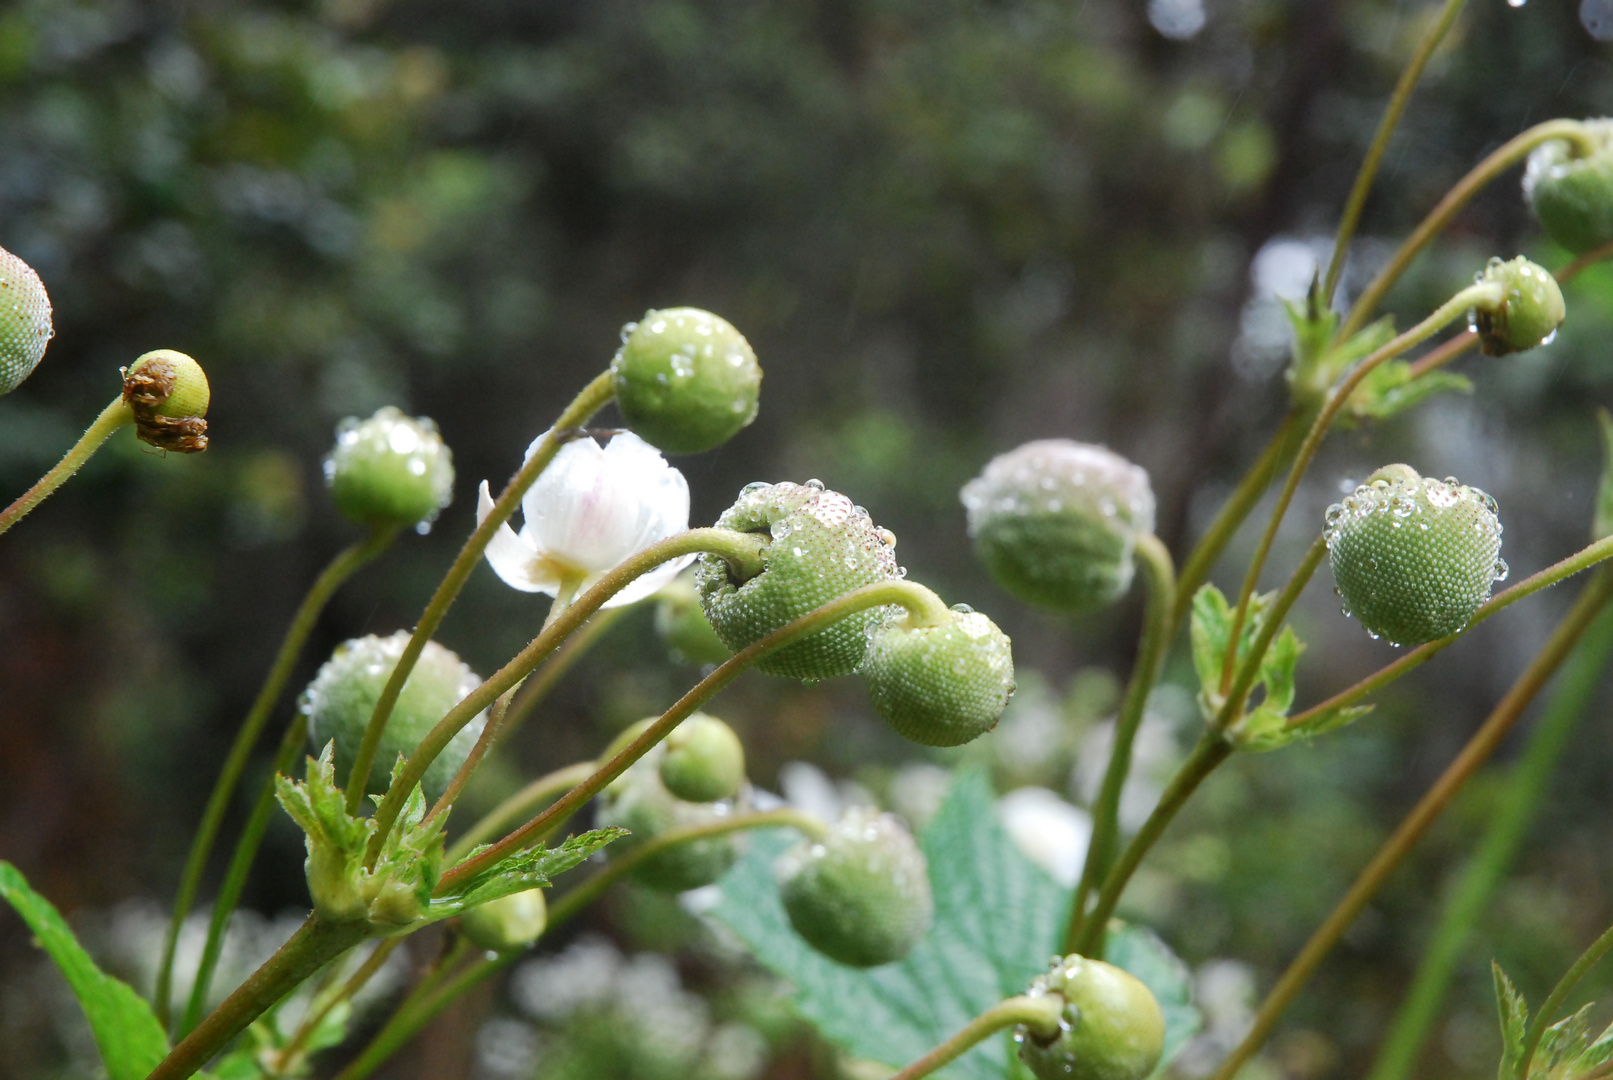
997, 787, 1093, 887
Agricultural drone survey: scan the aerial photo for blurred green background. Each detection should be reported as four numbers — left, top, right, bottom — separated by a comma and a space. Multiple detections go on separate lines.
4, 0, 1613, 1077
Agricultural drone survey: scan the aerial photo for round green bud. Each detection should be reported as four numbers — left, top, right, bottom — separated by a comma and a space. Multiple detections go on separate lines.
1524, 120, 1613, 254
126, 350, 210, 418
776, 808, 932, 968
1325, 466, 1506, 647
300, 631, 487, 801
597, 755, 742, 892
961, 440, 1156, 614
0, 244, 52, 396
655, 573, 733, 665
611, 307, 762, 454
1016, 955, 1165, 1080
860, 605, 1015, 747
324, 406, 455, 529
460, 888, 547, 953
697, 480, 899, 681
659, 712, 746, 802
1472, 256, 1565, 356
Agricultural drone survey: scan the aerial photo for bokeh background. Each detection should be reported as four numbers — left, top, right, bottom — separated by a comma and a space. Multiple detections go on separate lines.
4, 0, 1613, 1077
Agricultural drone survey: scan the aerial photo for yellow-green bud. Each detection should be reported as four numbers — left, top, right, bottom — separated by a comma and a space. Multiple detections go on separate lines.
460, 888, 547, 952
1016, 956, 1165, 1080
122, 350, 211, 452
860, 605, 1015, 747
1472, 257, 1565, 356
659, 713, 745, 802
1524, 120, 1613, 254
126, 350, 210, 418
0, 245, 52, 396
611, 307, 762, 454
324, 407, 455, 529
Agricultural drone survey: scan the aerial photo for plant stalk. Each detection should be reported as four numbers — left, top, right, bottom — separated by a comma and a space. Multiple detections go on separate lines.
0, 396, 132, 537
888, 995, 1064, 1080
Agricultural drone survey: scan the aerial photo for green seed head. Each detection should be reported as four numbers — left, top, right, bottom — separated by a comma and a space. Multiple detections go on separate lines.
697, 480, 899, 680
460, 888, 548, 953
1524, 120, 1613, 254
324, 407, 455, 529
860, 605, 1015, 747
300, 631, 487, 801
611, 307, 762, 454
655, 572, 733, 665
1016, 955, 1166, 1080
1472, 256, 1565, 356
1325, 466, 1506, 646
776, 808, 932, 968
0, 245, 52, 396
126, 350, 211, 418
961, 440, 1156, 614
659, 712, 746, 803
597, 753, 743, 892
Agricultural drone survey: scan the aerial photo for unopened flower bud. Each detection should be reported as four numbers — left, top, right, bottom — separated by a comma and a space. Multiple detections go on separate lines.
460, 888, 548, 952
1016, 955, 1165, 1080
659, 713, 746, 802
123, 350, 210, 452
860, 605, 1015, 747
1472, 256, 1565, 356
0, 245, 52, 396
325, 407, 455, 529
612, 307, 762, 454
1524, 120, 1613, 254
655, 572, 733, 665
597, 754, 744, 892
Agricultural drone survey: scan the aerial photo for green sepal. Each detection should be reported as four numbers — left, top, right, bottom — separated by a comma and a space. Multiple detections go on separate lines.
1224, 626, 1309, 752
1281, 275, 1339, 400
1494, 961, 1529, 1080
1528, 1004, 1613, 1080
1288, 309, 1395, 407
1190, 583, 1276, 721
1342, 358, 1472, 427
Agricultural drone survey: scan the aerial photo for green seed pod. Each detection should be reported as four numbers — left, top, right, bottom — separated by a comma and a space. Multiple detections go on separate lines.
655, 572, 733, 665
324, 406, 455, 529
611, 307, 762, 454
300, 631, 487, 801
961, 440, 1156, 614
597, 755, 743, 892
1325, 466, 1506, 647
0, 245, 52, 396
697, 480, 899, 680
1524, 120, 1613, 254
1472, 256, 1565, 356
860, 605, 1015, 747
460, 888, 547, 953
659, 712, 746, 802
123, 350, 211, 453
1016, 955, 1166, 1080
126, 350, 210, 418
776, 808, 932, 968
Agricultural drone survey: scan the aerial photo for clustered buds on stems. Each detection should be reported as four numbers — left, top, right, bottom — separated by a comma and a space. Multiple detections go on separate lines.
123, 349, 210, 453
1525, 119, 1613, 255
597, 747, 746, 891
1015, 955, 1166, 1080
611, 307, 762, 454
325, 407, 455, 530
0, 244, 52, 397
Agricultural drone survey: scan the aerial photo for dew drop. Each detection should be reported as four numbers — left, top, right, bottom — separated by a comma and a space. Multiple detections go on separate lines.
806, 478, 826, 491
1494, 558, 1510, 582
741, 481, 770, 494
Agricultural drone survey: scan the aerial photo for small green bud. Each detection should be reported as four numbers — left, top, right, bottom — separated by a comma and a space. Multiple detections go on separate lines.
860, 606, 1015, 747
776, 808, 932, 968
301, 631, 487, 802
655, 572, 733, 665
1472, 256, 1565, 356
1524, 120, 1613, 254
1325, 466, 1506, 646
659, 712, 746, 802
611, 307, 762, 454
0, 244, 52, 396
961, 440, 1156, 614
597, 755, 742, 892
697, 480, 899, 680
123, 350, 210, 452
1016, 955, 1166, 1080
460, 888, 548, 952
324, 406, 455, 529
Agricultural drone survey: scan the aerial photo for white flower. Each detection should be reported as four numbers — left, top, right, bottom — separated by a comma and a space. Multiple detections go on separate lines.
997, 787, 1092, 887
479, 430, 694, 608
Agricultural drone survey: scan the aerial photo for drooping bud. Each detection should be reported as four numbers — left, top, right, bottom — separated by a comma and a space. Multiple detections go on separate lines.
1471, 257, 1565, 357
0, 245, 52, 396
860, 605, 1015, 747
123, 350, 210, 452
324, 407, 455, 529
611, 307, 762, 454
655, 572, 733, 665
659, 712, 746, 802
597, 753, 744, 892
1016, 955, 1166, 1080
961, 440, 1156, 614
460, 888, 548, 953
1524, 120, 1613, 254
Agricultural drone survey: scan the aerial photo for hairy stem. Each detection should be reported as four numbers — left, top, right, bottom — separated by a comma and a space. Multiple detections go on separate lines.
446, 762, 596, 864
0, 396, 132, 537
889, 994, 1064, 1080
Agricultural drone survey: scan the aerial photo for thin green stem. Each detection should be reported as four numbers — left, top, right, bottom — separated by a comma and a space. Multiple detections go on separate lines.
364, 527, 771, 865
0, 396, 132, 537
274, 937, 400, 1070
495, 607, 624, 748
888, 995, 1064, 1080
344, 372, 616, 811
1368, 593, 1613, 1080
1322, 0, 1468, 305
1339, 119, 1594, 341
1065, 533, 1175, 953
446, 762, 596, 864
157, 527, 396, 1027
1208, 573, 1613, 1080
439, 578, 950, 891
1517, 919, 1613, 1080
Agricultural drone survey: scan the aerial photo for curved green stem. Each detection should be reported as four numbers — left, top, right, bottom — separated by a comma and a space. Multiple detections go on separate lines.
1065, 533, 1175, 953
1516, 919, 1613, 1080
446, 761, 596, 864
344, 372, 616, 811
889, 994, 1064, 1080
0, 396, 132, 537
1339, 119, 1594, 341
157, 527, 396, 1027
1208, 572, 1613, 1080
495, 607, 625, 748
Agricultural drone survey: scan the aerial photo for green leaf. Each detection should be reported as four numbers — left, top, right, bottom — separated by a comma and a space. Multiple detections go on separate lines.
1494, 961, 1529, 1078
0, 861, 170, 1080
432, 827, 627, 915
711, 772, 1199, 1080
1257, 625, 1301, 715
1342, 357, 1472, 427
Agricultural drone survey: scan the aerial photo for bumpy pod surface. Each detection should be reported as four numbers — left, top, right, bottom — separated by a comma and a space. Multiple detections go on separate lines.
776, 808, 932, 968
1325, 468, 1506, 646
1524, 120, 1613, 254
860, 606, 1015, 747
1472, 256, 1565, 357
301, 631, 487, 801
325, 407, 455, 528
597, 753, 744, 892
961, 440, 1155, 614
697, 480, 899, 680
0, 245, 51, 396
460, 888, 547, 953
611, 307, 762, 454
659, 712, 746, 803
1016, 955, 1166, 1080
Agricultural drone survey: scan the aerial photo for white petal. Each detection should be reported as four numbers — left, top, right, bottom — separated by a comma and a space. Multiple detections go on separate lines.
598, 551, 698, 608
523, 431, 690, 571
478, 481, 562, 595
